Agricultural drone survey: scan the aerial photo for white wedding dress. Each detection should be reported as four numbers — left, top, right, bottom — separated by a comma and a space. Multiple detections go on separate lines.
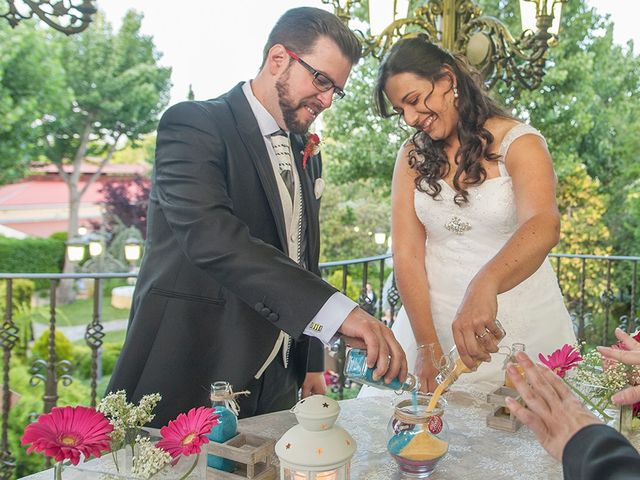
359, 124, 576, 397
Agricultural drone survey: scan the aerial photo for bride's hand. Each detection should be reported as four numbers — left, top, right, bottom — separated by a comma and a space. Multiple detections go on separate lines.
415, 344, 442, 393
451, 279, 502, 370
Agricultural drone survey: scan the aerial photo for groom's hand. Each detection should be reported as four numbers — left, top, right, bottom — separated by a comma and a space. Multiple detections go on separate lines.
301, 372, 327, 398
338, 307, 408, 384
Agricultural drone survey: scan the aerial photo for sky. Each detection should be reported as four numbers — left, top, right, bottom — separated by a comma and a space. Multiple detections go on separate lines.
97, 0, 639, 107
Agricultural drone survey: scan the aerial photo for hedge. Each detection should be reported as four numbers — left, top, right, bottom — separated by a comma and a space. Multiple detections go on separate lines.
0, 279, 35, 313
0, 237, 65, 289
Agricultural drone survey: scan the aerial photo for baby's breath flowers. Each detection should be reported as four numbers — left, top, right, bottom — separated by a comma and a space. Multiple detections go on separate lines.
98, 391, 162, 468
96, 392, 217, 479
131, 436, 172, 479
540, 342, 639, 423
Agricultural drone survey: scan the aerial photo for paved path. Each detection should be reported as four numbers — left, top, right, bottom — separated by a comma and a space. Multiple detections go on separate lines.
33, 319, 128, 342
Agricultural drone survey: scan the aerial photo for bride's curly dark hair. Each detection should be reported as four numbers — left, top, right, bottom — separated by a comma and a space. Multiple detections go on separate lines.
375, 35, 512, 205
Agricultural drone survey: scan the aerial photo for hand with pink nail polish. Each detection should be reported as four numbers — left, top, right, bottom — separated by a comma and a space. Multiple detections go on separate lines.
598, 327, 640, 408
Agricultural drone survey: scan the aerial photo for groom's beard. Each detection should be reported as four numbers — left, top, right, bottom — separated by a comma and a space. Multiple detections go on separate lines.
276, 74, 319, 134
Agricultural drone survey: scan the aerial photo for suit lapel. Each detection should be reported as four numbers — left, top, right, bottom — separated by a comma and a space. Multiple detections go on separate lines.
224, 84, 288, 255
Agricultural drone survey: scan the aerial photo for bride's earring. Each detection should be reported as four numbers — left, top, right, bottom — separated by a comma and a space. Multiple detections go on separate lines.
453, 87, 459, 98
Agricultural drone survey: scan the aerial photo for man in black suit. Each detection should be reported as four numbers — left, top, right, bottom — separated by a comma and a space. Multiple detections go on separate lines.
107, 7, 407, 427
505, 347, 640, 479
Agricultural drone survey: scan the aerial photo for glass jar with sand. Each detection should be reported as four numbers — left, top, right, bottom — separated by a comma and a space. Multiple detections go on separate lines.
386, 393, 449, 478
426, 319, 507, 412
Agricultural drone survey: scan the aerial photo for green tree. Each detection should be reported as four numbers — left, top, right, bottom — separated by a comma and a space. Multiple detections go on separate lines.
321, 0, 639, 260
322, 56, 404, 195
319, 181, 391, 262
43, 12, 170, 239
0, 22, 68, 184
36, 11, 171, 300
482, 0, 640, 255
110, 133, 156, 165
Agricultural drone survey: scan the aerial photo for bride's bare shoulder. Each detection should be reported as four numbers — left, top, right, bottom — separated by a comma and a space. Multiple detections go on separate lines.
393, 137, 420, 179
396, 137, 414, 161
484, 117, 522, 148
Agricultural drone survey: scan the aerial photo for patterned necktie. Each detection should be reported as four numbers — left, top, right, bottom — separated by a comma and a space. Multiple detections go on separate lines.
269, 130, 294, 202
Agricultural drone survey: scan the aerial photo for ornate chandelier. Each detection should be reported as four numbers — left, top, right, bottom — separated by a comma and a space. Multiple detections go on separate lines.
1, 0, 97, 35
323, 0, 566, 90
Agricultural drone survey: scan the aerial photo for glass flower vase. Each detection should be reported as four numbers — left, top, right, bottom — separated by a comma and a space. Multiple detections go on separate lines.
66, 448, 207, 479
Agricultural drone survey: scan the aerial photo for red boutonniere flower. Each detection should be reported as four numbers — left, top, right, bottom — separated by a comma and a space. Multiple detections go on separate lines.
302, 133, 321, 170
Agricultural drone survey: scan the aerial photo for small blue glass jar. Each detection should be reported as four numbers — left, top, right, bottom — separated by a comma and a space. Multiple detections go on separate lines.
207, 381, 238, 472
344, 348, 420, 392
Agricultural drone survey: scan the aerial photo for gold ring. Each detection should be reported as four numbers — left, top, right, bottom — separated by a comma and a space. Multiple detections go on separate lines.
476, 330, 489, 339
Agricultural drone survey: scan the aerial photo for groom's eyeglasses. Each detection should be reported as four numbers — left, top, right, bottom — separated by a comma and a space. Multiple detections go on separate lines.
284, 48, 345, 100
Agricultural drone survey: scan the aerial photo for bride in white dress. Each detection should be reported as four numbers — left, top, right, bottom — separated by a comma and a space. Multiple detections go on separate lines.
360, 36, 575, 397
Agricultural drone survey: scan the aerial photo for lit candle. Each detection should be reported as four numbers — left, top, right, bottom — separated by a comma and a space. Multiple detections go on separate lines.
316, 470, 338, 480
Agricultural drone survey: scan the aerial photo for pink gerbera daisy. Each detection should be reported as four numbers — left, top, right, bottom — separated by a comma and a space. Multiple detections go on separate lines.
156, 407, 219, 458
21, 406, 113, 465
539, 344, 583, 378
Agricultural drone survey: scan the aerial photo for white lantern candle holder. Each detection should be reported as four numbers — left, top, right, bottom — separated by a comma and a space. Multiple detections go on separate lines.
275, 395, 356, 480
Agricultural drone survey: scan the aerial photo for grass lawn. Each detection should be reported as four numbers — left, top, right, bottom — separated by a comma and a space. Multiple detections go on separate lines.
327, 383, 362, 400
72, 328, 128, 347
31, 295, 130, 326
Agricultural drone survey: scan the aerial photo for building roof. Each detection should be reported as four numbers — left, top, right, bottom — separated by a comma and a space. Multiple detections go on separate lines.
0, 224, 27, 239
0, 166, 148, 237
30, 161, 150, 175
0, 180, 107, 207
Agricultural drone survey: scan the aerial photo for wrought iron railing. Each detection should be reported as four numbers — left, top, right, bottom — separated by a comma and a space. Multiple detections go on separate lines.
1, 253, 639, 478
0, 273, 132, 479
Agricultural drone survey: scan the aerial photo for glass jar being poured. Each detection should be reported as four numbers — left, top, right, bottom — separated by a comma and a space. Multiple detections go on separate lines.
344, 319, 506, 411
344, 347, 421, 393
426, 319, 507, 411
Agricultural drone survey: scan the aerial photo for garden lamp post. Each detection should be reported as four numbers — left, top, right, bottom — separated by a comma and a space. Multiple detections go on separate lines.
123, 237, 142, 266
124, 237, 143, 285
65, 237, 86, 263
87, 233, 104, 263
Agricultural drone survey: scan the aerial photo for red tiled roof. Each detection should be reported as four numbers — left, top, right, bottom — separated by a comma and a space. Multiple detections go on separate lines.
0, 174, 147, 237
30, 162, 150, 175
0, 180, 106, 206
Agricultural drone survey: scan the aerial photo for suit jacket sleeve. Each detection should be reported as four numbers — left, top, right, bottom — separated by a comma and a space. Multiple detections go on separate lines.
562, 424, 640, 479
154, 101, 338, 339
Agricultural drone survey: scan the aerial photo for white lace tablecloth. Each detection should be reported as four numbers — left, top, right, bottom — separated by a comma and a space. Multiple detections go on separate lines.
21, 388, 640, 479
239, 388, 562, 480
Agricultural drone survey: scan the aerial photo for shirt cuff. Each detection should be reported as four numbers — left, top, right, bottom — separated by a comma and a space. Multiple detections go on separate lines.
303, 292, 357, 345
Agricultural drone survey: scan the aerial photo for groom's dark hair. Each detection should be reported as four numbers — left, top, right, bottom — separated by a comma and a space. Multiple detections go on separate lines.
261, 7, 361, 68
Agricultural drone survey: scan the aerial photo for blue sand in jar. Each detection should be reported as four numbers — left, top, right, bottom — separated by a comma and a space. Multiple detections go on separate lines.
362, 367, 403, 389
387, 431, 413, 455
207, 406, 237, 472
346, 349, 404, 389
